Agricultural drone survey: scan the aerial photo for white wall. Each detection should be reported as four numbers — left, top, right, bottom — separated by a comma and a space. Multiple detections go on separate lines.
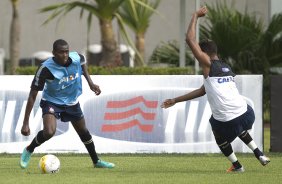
270, 0, 282, 17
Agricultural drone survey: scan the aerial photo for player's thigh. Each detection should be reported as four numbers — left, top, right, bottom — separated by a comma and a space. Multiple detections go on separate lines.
42, 113, 57, 135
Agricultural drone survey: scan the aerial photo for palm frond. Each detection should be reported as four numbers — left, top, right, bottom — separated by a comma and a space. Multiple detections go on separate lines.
115, 12, 144, 65
150, 40, 193, 67
39, 1, 100, 25
119, 0, 161, 33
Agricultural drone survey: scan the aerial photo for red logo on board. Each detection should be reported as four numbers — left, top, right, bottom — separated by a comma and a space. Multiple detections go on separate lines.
101, 96, 158, 132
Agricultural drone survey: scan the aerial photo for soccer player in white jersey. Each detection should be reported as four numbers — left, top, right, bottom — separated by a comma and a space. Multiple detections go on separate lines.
161, 6, 270, 173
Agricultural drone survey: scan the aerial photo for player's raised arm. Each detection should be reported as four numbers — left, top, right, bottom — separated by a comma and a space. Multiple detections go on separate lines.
186, 6, 210, 77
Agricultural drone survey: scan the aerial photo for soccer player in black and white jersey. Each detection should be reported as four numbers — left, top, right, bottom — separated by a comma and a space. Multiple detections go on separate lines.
161, 6, 270, 173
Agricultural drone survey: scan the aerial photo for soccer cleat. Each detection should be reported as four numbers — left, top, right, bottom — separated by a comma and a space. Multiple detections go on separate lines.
259, 155, 270, 166
20, 148, 32, 169
95, 160, 115, 169
226, 165, 245, 173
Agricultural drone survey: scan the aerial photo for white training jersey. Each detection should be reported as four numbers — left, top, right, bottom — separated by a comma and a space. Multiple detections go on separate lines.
203, 60, 247, 122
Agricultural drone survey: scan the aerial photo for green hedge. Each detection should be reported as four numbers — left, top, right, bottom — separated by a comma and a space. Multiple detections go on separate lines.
16, 66, 195, 75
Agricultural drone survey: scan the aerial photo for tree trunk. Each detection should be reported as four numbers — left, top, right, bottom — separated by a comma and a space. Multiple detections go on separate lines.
9, 0, 20, 74
135, 33, 145, 66
99, 19, 121, 67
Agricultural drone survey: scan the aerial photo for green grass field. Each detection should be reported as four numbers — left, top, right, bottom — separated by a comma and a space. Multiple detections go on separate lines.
0, 127, 281, 184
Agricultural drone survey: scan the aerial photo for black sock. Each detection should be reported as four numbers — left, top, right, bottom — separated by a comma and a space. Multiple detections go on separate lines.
253, 148, 263, 159
78, 130, 99, 164
214, 132, 242, 169
239, 131, 264, 159
232, 160, 242, 169
26, 130, 47, 153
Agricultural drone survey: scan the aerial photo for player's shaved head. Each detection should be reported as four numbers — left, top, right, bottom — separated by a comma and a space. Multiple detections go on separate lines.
53, 39, 69, 51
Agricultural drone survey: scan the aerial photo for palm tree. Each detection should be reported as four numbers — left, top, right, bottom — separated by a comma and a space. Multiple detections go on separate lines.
9, 0, 21, 74
40, 0, 156, 67
200, 2, 266, 74
118, 0, 160, 66
149, 40, 194, 67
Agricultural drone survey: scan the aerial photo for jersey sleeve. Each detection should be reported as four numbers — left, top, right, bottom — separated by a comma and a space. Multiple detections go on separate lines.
79, 54, 86, 65
30, 65, 54, 91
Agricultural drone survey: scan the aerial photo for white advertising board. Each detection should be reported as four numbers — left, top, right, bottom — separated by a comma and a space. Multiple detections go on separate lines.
0, 75, 263, 153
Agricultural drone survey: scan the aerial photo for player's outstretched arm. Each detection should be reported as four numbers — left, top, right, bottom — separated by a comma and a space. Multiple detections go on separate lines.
161, 85, 206, 109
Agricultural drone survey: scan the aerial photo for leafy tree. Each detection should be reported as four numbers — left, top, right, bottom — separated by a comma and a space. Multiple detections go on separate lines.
200, 2, 266, 74
149, 40, 194, 67
9, 0, 21, 74
40, 0, 157, 67
118, 0, 160, 66
260, 13, 282, 68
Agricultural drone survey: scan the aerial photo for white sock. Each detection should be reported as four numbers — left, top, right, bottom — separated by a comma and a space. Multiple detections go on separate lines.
227, 152, 238, 163
247, 140, 258, 151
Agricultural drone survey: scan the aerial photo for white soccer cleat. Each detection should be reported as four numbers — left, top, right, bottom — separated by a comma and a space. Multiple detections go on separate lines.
259, 155, 270, 166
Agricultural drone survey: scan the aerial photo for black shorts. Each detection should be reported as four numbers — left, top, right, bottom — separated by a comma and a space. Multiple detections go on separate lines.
209, 105, 255, 143
40, 100, 84, 122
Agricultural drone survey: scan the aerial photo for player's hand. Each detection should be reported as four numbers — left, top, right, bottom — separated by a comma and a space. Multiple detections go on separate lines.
21, 123, 30, 136
196, 6, 208, 17
161, 99, 176, 109
91, 83, 101, 95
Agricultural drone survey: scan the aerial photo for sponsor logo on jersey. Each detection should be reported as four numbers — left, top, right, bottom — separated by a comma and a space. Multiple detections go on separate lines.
59, 73, 79, 84
217, 76, 234, 83
222, 67, 230, 72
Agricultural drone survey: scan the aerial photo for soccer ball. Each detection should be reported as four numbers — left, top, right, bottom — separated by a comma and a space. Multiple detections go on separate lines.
38, 154, 60, 174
